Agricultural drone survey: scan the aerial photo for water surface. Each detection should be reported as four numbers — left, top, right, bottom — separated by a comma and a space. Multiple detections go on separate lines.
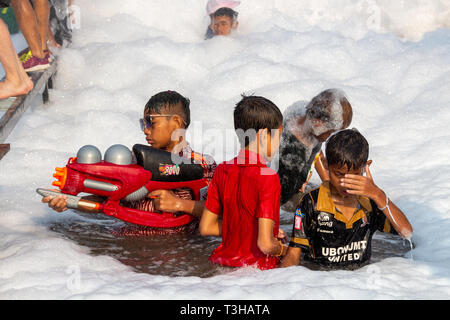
49, 209, 413, 277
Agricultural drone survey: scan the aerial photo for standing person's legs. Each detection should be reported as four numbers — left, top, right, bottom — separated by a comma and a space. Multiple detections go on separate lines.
0, 20, 33, 99
10, 0, 45, 59
33, 0, 50, 53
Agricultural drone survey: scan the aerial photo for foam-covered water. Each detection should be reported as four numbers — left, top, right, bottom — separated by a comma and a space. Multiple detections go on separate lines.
1, 0, 450, 299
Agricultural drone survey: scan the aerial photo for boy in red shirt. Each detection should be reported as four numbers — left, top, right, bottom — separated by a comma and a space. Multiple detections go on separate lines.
199, 95, 287, 270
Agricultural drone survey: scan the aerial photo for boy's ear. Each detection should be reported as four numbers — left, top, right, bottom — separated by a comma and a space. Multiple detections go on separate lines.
170, 115, 184, 129
366, 160, 372, 167
258, 128, 268, 144
257, 128, 271, 153
232, 21, 239, 29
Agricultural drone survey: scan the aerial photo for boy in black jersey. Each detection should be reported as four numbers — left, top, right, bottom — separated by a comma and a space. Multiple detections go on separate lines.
280, 129, 413, 268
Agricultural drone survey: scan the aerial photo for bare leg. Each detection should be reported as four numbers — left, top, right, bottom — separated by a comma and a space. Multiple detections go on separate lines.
33, 0, 50, 53
11, 0, 45, 59
0, 20, 33, 99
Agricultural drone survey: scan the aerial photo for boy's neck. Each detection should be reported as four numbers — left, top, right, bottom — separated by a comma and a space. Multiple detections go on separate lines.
169, 137, 188, 154
245, 143, 267, 161
329, 184, 358, 207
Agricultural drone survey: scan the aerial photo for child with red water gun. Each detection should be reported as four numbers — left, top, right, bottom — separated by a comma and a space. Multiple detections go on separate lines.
41, 91, 216, 234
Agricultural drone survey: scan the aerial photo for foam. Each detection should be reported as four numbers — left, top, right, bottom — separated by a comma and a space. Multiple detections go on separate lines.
0, 0, 449, 299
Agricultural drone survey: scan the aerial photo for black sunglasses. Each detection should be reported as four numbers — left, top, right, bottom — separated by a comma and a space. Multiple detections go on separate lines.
139, 114, 188, 131
139, 114, 176, 132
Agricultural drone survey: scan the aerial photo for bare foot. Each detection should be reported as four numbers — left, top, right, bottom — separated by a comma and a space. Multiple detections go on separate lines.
47, 26, 62, 50
0, 76, 33, 99
47, 37, 61, 50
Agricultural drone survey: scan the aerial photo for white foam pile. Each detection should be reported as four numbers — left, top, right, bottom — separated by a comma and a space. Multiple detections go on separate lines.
1, 0, 450, 299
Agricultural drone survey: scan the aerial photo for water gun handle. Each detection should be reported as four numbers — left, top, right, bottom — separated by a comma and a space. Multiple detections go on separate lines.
36, 188, 102, 213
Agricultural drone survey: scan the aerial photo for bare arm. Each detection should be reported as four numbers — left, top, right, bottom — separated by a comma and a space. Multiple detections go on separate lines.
257, 218, 287, 256
199, 207, 222, 237
370, 189, 413, 239
315, 151, 330, 182
147, 190, 205, 218
342, 164, 413, 238
279, 246, 302, 268
41, 190, 105, 213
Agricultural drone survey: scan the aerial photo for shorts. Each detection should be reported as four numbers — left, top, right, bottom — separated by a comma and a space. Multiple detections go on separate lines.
0, 0, 11, 8
114, 219, 199, 237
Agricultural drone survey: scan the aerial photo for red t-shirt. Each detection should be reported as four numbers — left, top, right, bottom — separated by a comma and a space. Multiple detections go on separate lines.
205, 149, 281, 270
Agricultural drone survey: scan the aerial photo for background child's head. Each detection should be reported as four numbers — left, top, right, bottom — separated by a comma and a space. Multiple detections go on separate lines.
211, 7, 239, 36
207, 0, 240, 15
305, 89, 353, 142
141, 90, 191, 151
325, 129, 369, 196
234, 95, 283, 160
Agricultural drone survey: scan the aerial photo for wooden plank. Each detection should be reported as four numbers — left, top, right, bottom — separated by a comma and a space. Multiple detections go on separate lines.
0, 59, 57, 144
0, 143, 10, 160
0, 97, 16, 111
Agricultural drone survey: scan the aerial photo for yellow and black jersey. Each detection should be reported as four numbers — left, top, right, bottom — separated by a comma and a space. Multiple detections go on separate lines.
289, 182, 397, 267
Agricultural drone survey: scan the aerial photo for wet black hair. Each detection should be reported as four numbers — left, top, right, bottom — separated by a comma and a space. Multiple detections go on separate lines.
325, 128, 369, 170
234, 95, 283, 147
213, 7, 238, 20
144, 90, 191, 128
306, 89, 353, 129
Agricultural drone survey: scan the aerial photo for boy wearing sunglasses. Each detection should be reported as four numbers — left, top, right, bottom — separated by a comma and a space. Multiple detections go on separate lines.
42, 91, 216, 225
135, 90, 216, 217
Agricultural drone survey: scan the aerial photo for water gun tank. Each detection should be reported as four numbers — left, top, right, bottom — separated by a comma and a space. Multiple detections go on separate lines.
132, 144, 204, 182
104, 144, 133, 165
76, 145, 102, 164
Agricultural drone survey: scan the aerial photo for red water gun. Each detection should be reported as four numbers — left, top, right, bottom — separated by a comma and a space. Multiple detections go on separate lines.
37, 144, 208, 228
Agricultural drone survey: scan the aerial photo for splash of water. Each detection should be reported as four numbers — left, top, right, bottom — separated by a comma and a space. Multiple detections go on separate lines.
404, 235, 414, 260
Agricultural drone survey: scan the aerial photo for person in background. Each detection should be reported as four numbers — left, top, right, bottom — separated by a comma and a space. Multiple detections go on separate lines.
0, 18, 33, 99
11, 0, 51, 71
205, 0, 240, 40
275, 89, 353, 211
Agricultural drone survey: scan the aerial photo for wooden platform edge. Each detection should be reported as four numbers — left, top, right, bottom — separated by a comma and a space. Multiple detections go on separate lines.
0, 59, 57, 146
0, 143, 10, 160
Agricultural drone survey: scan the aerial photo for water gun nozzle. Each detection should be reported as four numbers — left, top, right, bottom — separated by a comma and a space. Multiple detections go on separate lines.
52, 167, 67, 190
